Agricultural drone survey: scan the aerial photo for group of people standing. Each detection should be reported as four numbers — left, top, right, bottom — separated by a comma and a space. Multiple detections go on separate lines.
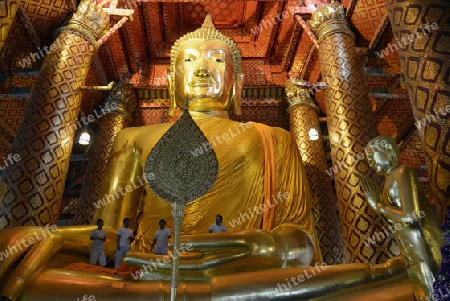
89, 214, 227, 267
89, 217, 134, 268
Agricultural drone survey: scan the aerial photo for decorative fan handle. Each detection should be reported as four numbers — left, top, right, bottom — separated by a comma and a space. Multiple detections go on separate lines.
170, 201, 185, 301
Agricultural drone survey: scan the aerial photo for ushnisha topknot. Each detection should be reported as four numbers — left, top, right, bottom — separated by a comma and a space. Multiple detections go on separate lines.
170, 14, 242, 80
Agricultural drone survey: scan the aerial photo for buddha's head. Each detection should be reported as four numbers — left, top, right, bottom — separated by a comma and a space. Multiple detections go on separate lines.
168, 14, 244, 116
365, 136, 400, 175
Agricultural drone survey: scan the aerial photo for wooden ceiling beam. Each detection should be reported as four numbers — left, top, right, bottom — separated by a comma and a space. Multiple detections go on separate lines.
263, 1, 285, 58
299, 42, 315, 79
397, 126, 418, 152
368, 88, 409, 99
0, 119, 16, 142
368, 13, 390, 52
65, 0, 77, 12
101, 43, 120, 80
91, 54, 109, 86
269, 0, 303, 72
17, 5, 40, 48
0, 134, 12, 151
363, 66, 398, 76
287, 29, 311, 78
345, 0, 358, 20
0, 0, 19, 51
120, 8, 147, 74
0, 93, 31, 99
141, 2, 164, 58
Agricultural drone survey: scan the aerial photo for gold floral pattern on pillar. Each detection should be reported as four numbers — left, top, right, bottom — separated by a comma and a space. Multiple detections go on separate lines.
285, 79, 346, 264
385, 0, 450, 221
311, 2, 398, 263
0, 0, 109, 229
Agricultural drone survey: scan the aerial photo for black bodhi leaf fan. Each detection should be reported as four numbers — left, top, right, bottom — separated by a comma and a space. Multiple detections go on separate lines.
144, 100, 218, 301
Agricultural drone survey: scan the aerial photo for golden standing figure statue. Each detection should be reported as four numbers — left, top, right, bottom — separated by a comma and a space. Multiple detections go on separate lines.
0, 15, 415, 301
361, 136, 444, 300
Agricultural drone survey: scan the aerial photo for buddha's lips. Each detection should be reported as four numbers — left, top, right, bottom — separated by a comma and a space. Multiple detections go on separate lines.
188, 80, 216, 88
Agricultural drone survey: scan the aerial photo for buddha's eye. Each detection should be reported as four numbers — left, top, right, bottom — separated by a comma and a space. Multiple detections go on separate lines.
215, 58, 225, 63
184, 58, 195, 62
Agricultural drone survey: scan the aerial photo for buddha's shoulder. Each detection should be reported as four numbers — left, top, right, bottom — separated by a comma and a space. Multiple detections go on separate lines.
115, 119, 291, 144
197, 117, 289, 134
116, 123, 174, 140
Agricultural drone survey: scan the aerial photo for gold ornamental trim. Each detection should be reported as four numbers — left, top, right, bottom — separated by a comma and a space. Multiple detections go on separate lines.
54, 0, 109, 48
286, 97, 319, 114
285, 78, 319, 113
310, 1, 346, 31
103, 83, 137, 122
310, 1, 353, 43
56, 22, 99, 49
315, 20, 354, 44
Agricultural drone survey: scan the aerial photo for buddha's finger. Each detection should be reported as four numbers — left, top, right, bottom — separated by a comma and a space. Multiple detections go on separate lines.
173, 232, 253, 252
359, 175, 369, 190
125, 248, 251, 271
368, 179, 378, 190
1, 233, 63, 301
0, 227, 46, 283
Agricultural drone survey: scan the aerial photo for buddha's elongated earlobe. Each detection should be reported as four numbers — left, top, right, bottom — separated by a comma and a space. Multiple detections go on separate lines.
232, 72, 244, 116
167, 70, 177, 116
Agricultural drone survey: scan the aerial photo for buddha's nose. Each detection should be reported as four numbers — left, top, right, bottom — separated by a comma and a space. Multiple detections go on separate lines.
194, 55, 211, 78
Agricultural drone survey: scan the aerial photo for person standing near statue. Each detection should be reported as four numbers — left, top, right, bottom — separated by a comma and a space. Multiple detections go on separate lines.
209, 214, 226, 233
360, 136, 443, 300
151, 219, 171, 255
115, 217, 134, 268
90, 219, 106, 266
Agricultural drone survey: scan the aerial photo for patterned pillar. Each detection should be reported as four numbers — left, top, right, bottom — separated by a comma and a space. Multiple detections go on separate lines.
0, 0, 109, 228
285, 79, 346, 264
310, 2, 398, 263
385, 0, 450, 221
0, 0, 19, 50
74, 83, 137, 225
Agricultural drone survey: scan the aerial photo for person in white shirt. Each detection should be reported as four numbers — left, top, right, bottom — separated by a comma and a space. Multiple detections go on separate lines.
209, 214, 227, 233
151, 219, 171, 255
115, 217, 134, 268
90, 219, 106, 266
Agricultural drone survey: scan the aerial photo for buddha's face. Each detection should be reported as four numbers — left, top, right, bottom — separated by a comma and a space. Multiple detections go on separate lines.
172, 38, 235, 111
365, 147, 391, 174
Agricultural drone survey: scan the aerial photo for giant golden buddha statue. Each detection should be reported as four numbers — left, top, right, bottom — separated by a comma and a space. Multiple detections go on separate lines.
87, 15, 325, 282
0, 15, 415, 301
93, 14, 322, 271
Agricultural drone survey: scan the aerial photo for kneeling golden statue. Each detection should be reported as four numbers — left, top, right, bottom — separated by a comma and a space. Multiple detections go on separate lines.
0, 15, 414, 301
361, 136, 443, 300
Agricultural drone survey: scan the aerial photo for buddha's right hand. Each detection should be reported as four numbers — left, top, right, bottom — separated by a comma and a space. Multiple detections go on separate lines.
124, 227, 313, 279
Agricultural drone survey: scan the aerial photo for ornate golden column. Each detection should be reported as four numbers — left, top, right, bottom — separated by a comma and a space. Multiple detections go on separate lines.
385, 0, 450, 221
285, 79, 346, 264
0, 0, 109, 228
310, 2, 398, 263
74, 83, 137, 225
